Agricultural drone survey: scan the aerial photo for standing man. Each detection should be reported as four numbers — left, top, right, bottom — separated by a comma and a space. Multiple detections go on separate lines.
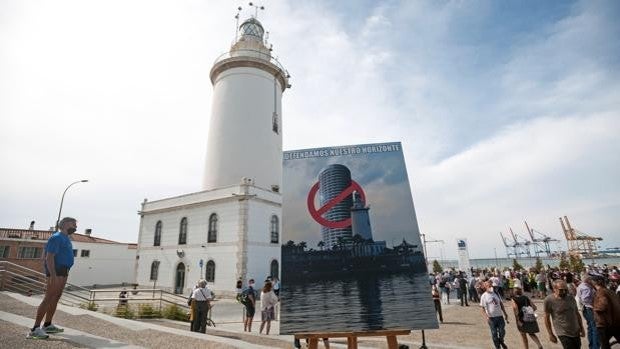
544, 279, 585, 349
458, 273, 469, 306
536, 270, 547, 299
576, 275, 599, 349
28, 217, 77, 339
480, 281, 510, 349
243, 278, 257, 332
592, 275, 620, 349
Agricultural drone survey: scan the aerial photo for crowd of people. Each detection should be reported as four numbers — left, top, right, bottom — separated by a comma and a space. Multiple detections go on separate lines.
430, 263, 620, 349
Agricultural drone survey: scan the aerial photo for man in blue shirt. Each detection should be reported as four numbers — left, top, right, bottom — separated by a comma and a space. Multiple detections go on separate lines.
28, 217, 77, 339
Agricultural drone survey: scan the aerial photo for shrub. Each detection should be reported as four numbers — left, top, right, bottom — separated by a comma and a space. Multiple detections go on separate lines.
138, 303, 162, 318
115, 305, 135, 319
80, 301, 99, 311
162, 304, 188, 322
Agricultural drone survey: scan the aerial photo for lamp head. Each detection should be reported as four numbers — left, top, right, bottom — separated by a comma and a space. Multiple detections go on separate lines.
81, 179, 89, 183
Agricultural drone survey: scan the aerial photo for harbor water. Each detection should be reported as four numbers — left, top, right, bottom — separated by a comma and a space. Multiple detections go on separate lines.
280, 272, 437, 334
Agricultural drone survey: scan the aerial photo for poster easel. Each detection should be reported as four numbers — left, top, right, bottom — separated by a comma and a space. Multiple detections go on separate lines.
295, 329, 411, 349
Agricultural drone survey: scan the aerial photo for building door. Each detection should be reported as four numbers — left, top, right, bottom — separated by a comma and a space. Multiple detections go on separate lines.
270, 259, 279, 278
175, 263, 185, 294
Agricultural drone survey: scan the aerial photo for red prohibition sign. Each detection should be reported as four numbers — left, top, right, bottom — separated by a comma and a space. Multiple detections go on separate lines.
307, 180, 366, 229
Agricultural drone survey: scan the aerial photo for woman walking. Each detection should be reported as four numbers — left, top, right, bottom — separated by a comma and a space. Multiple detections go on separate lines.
512, 285, 543, 349
259, 280, 279, 335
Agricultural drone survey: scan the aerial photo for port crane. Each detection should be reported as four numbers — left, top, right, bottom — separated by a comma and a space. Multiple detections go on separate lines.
524, 220, 559, 257
509, 227, 532, 257
559, 216, 602, 258
500, 231, 518, 258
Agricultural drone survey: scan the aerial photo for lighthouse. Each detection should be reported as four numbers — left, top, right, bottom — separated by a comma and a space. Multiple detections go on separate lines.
134, 12, 288, 297
203, 17, 290, 191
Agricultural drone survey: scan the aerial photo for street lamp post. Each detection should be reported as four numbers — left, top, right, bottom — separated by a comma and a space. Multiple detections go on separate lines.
55, 179, 88, 230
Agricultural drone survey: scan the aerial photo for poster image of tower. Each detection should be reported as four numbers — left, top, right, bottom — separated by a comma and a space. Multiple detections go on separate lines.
281, 142, 438, 334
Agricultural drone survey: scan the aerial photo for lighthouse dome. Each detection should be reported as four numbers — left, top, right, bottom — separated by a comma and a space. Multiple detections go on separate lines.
239, 17, 265, 41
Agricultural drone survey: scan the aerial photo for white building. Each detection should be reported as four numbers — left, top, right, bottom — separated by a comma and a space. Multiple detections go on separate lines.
69, 232, 137, 287
134, 16, 289, 297
0, 228, 136, 287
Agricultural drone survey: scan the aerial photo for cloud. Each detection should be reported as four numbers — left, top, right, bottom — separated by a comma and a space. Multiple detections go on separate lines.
414, 112, 619, 258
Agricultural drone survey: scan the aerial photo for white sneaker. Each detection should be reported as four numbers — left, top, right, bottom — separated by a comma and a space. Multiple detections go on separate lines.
43, 324, 64, 333
27, 327, 49, 339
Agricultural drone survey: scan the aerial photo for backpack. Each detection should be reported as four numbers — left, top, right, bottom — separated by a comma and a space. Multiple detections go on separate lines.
522, 305, 536, 322
236, 292, 249, 305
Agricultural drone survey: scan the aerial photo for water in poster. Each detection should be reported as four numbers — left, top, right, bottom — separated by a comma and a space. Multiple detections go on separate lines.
281, 142, 438, 334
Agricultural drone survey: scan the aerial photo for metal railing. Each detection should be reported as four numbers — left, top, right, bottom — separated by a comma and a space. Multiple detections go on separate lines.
0, 261, 190, 314
0, 261, 91, 307
212, 49, 289, 76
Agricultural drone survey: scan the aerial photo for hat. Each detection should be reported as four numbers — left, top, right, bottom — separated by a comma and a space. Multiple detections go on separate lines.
513, 280, 522, 289
587, 271, 605, 282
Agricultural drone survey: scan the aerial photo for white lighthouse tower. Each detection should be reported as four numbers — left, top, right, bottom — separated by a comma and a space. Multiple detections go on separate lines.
134, 11, 289, 297
203, 17, 289, 191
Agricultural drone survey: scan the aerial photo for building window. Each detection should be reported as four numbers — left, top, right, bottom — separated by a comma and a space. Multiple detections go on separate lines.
18, 246, 42, 259
150, 260, 160, 281
208, 214, 218, 243
270, 259, 279, 279
81, 250, 90, 257
205, 260, 215, 282
270, 215, 279, 243
73, 249, 78, 257
178, 217, 188, 245
0, 246, 10, 258
154, 221, 162, 246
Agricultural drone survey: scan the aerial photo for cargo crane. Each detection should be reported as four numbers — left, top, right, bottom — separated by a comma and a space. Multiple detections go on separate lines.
559, 216, 602, 258
524, 220, 559, 257
500, 231, 518, 258
510, 227, 531, 257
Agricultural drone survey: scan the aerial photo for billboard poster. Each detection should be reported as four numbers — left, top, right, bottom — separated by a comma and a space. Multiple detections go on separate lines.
280, 142, 438, 334
457, 239, 471, 274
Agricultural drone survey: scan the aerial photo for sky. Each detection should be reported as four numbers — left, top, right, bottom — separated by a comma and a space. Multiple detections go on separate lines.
1, 0, 618, 259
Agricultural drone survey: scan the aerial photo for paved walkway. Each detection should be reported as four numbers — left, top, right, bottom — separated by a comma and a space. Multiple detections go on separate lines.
0, 292, 291, 349
1, 291, 590, 348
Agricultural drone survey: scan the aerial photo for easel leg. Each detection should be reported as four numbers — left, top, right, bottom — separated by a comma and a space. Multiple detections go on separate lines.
347, 336, 358, 349
419, 330, 428, 349
387, 335, 398, 349
308, 338, 319, 349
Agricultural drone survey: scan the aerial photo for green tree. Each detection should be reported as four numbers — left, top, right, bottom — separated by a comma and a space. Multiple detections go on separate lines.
317, 240, 325, 251
299, 241, 307, 251
285, 240, 295, 247
569, 254, 585, 273
559, 253, 570, 270
534, 257, 544, 272
336, 236, 346, 250
432, 260, 443, 273
512, 259, 524, 271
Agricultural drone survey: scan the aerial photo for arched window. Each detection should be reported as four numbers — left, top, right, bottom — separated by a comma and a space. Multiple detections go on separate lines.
208, 213, 218, 243
178, 217, 188, 245
154, 221, 162, 246
270, 215, 279, 243
270, 259, 279, 279
175, 263, 186, 294
205, 260, 215, 282
150, 260, 160, 281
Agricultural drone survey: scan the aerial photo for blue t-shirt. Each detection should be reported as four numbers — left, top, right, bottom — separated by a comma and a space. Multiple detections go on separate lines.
45, 232, 74, 269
